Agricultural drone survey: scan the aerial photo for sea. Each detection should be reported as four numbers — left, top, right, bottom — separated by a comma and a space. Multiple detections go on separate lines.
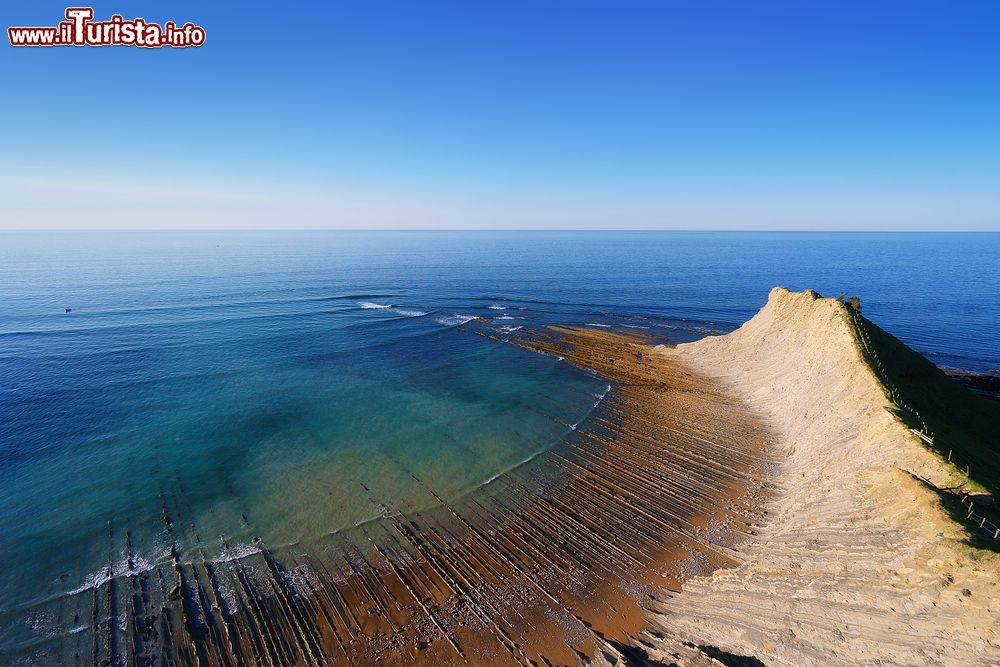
0, 230, 997, 659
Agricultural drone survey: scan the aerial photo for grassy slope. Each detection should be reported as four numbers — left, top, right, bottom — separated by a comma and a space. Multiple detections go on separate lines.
849, 310, 1000, 498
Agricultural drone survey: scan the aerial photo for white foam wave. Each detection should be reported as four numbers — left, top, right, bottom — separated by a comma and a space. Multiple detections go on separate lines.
283, 564, 319, 596
479, 381, 612, 489
68, 567, 111, 595
480, 450, 540, 487
357, 301, 428, 318
585, 323, 611, 328
495, 316, 517, 320
213, 542, 261, 564
488, 305, 506, 310
436, 314, 477, 327
68, 552, 158, 595
499, 325, 522, 333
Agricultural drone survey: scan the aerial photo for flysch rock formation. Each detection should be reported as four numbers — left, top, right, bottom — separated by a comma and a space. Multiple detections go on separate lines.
631, 287, 1000, 667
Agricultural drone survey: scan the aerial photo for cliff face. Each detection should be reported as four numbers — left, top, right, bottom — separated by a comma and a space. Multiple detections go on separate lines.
672, 287, 938, 483
643, 288, 1000, 667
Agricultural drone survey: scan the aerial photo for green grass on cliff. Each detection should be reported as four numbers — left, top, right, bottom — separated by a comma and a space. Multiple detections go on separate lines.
849, 311, 1000, 498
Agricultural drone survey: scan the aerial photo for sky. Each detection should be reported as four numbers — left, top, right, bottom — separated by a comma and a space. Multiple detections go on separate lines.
2, 1, 999, 230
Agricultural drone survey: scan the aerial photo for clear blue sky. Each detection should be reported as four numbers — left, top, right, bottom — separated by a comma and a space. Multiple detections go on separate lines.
2, 1, 999, 229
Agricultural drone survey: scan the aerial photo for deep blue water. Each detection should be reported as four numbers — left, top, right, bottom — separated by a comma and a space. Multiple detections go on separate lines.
0, 230, 997, 646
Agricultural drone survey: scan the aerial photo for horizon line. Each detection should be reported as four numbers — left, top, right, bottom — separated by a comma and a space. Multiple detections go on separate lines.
1, 228, 998, 233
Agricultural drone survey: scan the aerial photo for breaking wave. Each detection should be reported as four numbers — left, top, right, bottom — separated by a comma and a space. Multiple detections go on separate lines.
436, 314, 477, 327
357, 302, 428, 318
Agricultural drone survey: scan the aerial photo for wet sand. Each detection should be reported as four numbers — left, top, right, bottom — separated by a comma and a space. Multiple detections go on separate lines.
25, 324, 772, 666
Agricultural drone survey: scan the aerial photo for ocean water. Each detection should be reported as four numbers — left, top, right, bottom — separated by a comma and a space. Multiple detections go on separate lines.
0, 230, 997, 652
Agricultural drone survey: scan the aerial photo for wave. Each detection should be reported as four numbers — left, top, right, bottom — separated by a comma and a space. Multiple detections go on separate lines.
584, 323, 611, 328
67, 551, 159, 596
499, 325, 522, 333
356, 301, 429, 318
436, 314, 477, 327
213, 542, 262, 564
495, 316, 517, 321
488, 305, 506, 310
479, 452, 539, 487
569, 384, 612, 429
56, 541, 263, 602
477, 381, 613, 488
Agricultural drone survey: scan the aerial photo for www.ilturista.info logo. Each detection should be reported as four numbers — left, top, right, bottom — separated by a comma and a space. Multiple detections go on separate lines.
8, 8, 205, 48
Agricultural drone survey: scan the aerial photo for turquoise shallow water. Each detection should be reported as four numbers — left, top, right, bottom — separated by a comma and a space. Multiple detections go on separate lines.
0, 230, 997, 649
